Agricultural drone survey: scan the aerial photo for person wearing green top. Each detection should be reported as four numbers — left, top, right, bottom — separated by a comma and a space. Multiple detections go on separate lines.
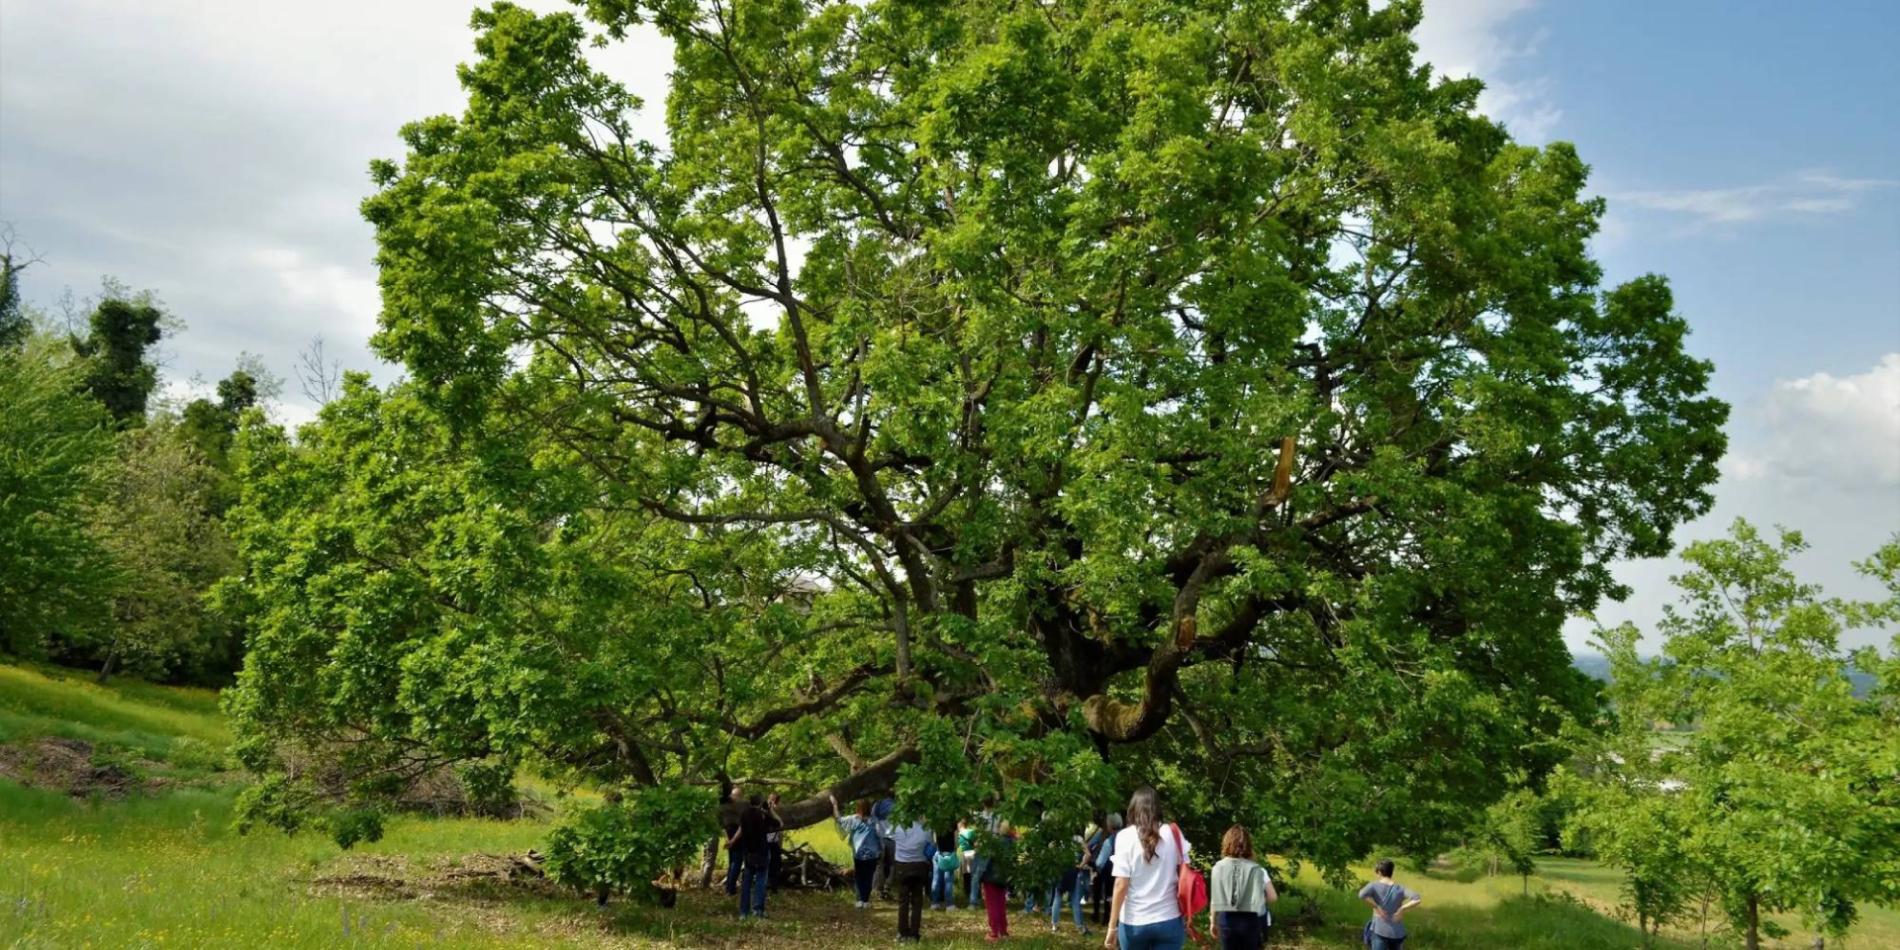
932, 826, 962, 910
958, 818, 981, 909
1209, 825, 1278, 950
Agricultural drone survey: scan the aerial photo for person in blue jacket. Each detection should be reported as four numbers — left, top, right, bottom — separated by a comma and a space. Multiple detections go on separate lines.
831, 794, 885, 908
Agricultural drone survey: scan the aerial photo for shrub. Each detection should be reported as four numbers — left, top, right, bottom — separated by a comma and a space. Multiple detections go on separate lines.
542, 784, 717, 903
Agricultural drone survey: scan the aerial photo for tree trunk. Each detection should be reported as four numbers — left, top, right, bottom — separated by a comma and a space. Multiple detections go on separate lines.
95, 646, 119, 685
1744, 894, 1760, 950
697, 836, 719, 888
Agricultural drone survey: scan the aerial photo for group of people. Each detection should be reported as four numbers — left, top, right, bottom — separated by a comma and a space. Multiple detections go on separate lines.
722, 783, 1422, 950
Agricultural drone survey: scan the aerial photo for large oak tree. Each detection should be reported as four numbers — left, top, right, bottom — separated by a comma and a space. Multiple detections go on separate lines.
226, 0, 1725, 878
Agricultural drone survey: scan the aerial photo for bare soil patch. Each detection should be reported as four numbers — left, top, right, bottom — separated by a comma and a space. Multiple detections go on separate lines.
0, 737, 161, 797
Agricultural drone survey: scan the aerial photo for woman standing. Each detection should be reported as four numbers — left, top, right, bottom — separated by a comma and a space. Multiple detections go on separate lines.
977, 821, 1018, 941
932, 825, 961, 910
1089, 813, 1121, 926
830, 794, 884, 909
1049, 823, 1093, 936
1104, 787, 1190, 950
1357, 859, 1422, 950
1209, 825, 1277, 950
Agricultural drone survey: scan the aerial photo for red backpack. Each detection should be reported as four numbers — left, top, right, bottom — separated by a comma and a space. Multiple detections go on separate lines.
1171, 824, 1209, 943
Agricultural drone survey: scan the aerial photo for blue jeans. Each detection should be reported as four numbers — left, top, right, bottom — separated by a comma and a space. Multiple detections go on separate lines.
1369, 936, 1405, 950
1217, 911, 1265, 950
738, 865, 768, 917
931, 865, 957, 906
1050, 869, 1088, 929
968, 857, 987, 907
723, 844, 742, 894
1118, 915, 1187, 950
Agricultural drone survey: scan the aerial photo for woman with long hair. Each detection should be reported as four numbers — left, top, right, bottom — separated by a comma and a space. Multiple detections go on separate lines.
1104, 787, 1191, 950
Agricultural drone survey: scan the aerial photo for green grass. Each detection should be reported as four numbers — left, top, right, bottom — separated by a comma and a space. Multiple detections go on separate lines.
1278, 856, 1900, 949
4, 664, 1897, 948
0, 663, 229, 761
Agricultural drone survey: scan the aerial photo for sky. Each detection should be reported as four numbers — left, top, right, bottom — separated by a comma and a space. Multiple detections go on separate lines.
2, 0, 1896, 650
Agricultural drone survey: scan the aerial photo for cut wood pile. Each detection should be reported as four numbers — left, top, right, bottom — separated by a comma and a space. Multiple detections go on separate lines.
774, 842, 850, 891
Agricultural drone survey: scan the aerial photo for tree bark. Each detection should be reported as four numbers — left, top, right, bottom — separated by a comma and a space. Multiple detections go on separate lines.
697, 836, 719, 888
1745, 893, 1760, 950
95, 646, 119, 685
771, 744, 920, 830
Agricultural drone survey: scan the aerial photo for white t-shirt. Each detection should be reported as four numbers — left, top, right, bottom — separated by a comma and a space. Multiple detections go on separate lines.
1111, 823, 1190, 926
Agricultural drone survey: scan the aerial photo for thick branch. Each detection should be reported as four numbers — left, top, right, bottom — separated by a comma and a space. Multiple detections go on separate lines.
773, 744, 921, 830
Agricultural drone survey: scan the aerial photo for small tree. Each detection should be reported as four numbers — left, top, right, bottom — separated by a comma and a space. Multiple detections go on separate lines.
1570, 521, 1900, 949
0, 223, 42, 350
1469, 787, 1541, 894
1560, 757, 1698, 947
73, 293, 166, 425
86, 417, 236, 682
0, 335, 118, 655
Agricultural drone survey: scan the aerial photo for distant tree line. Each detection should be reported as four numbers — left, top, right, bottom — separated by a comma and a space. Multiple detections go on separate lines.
0, 231, 274, 686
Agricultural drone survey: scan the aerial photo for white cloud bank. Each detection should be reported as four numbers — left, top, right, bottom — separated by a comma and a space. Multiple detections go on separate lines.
1579, 353, 1900, 652
1727, 353, 1900, 487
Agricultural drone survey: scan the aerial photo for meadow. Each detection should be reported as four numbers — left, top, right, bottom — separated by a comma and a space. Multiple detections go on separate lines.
2, 663, 1893, 949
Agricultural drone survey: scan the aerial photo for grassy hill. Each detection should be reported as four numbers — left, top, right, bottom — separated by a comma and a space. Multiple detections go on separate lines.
3, 662, 1893, 948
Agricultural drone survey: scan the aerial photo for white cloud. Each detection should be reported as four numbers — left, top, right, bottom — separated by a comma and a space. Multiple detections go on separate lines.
0, 1, 671, 422
1410, 0, 1562, 142
1610, 171, 1896, 229
1731, 353, 1900, 487
1575, 354, 1900, 653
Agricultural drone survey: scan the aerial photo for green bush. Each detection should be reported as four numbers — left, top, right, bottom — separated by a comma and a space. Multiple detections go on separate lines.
542, 784, 716, 903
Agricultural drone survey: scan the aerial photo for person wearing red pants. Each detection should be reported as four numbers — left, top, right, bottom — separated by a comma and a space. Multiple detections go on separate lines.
976, 821, 1018, 940
982, 880, 1010, 939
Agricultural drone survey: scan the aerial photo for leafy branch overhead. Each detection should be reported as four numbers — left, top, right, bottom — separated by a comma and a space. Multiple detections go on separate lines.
224, 0, 1726, 880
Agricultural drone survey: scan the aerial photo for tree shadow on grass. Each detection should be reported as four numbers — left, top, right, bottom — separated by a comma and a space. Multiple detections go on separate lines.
313, 854, 1102, 948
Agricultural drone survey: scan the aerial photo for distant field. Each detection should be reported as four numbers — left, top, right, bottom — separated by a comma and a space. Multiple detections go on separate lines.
2, 663, 1893, 949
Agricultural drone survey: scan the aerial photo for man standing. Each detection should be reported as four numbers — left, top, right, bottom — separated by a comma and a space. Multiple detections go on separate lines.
891, 817, 935, 941
731, 794, 781, 919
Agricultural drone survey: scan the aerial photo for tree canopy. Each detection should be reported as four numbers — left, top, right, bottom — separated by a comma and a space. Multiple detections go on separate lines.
225, 0, 1727, 880
1564, 522, 1900, 950
73, 295, 166, 425
0, 335, 119, 655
